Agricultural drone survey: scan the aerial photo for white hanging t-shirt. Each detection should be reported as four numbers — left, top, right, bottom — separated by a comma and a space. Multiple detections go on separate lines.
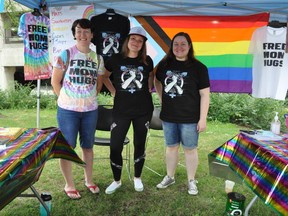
249, 26, 288, 100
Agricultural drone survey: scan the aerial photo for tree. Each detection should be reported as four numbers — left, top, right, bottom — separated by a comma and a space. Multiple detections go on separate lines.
3, 0, 29, 31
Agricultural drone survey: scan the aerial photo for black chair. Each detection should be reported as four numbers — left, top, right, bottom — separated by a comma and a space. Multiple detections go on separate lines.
94, 105, 131, 180
145, 106, 165, 176
149, 107, 163, 131
145, 106, 186, 175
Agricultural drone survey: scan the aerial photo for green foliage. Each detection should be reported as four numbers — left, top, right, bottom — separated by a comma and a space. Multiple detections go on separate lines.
209, 93, 287, 130
97, 92, 114, 105
1, 86, 288, 130
4, 0, 28, 31
0, 82, 57, 109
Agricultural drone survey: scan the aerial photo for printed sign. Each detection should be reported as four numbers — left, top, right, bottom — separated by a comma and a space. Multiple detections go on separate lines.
49, 5, 95, 63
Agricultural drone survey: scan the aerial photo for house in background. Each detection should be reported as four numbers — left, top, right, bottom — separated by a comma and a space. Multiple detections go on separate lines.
0, 10, 25, 91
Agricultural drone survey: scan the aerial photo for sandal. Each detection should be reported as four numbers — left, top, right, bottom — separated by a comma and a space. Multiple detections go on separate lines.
85, 184, 100, 194
64, 189, 81, 200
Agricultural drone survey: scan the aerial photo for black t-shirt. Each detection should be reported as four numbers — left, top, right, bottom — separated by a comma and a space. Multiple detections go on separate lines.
105, 54, 154, 119
90, 13, 130, 62
156, 58, 210, 123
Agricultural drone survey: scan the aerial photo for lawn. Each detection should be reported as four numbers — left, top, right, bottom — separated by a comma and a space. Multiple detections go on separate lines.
0, 109, 278, 216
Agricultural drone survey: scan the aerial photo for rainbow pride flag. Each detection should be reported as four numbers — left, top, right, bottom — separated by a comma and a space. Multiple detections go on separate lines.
135, 13, 269, 93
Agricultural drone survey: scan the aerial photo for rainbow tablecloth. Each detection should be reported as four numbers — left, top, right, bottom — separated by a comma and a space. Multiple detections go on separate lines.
0, 127, 85, 210
209, 132, 288, 215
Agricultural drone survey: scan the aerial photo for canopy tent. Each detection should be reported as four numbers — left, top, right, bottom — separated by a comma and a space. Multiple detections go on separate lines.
13, 0, 288, 21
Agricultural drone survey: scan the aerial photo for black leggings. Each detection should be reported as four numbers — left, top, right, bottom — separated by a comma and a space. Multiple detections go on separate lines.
110, 114, 152, 181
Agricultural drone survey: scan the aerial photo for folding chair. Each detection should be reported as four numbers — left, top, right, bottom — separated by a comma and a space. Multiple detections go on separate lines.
145, 106, 165, 176
94, 105, 131, 180
145, 106, 186, 176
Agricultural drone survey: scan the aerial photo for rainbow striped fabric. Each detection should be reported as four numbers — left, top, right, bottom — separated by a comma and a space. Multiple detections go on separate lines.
0, 128, 84, 210
209, 133, 288, 215
135, 13, 269, 93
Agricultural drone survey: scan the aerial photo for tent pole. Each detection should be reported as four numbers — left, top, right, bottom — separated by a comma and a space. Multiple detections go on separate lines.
36, 79, 41, 128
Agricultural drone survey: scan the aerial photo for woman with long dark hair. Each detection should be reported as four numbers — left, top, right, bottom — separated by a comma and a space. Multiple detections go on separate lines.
154, 32, 210, 195
101, 26, 154, 194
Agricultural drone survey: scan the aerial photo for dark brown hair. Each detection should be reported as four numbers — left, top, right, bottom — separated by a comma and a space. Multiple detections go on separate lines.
71, 19, 94, 37
163, 32, 198, 66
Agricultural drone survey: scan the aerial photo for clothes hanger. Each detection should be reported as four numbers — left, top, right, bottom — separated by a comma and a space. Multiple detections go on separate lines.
32, 8, 42, 16
105, 8, 116, 16
268, 20, 286, 28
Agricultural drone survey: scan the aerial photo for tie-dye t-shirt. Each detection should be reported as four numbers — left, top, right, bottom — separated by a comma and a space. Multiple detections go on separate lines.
54, 45, 105, 112
17, 12, 51, 80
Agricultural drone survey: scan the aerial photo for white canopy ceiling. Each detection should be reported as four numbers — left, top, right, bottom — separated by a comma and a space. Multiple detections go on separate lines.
13, 0, 288, 21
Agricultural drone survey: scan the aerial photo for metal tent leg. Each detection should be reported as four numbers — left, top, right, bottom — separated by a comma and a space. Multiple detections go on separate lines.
244, 195, 258, 216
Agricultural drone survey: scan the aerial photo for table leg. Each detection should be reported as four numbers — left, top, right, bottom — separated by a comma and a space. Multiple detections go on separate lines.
244, 195, 258, 216
19, 186, 51, 216
30, 186, 51, 216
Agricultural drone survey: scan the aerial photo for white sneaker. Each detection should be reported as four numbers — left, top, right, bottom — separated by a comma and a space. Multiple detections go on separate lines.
156, 175, 175, 189
188, 179, 198, 195
105, 181, 121, 194
134, 178, 144, 192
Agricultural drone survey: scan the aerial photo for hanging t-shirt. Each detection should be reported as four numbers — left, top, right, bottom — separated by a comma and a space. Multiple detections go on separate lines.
18, 12, 51, 80
105, 53, 154, 119
155, 59, 210, 123
91, 12, 130, 62
53, 45, 105, 112
249, 26, 288, 100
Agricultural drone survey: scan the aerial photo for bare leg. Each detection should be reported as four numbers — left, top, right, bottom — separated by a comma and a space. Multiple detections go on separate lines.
166, 145, 179, 177
184, 148, 198, 180
82, 148, 99, 193
60, 159, 81, 199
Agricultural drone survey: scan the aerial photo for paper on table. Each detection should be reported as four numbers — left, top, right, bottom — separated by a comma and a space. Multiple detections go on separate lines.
242, 130, 283, 141
0, 127, 23, 140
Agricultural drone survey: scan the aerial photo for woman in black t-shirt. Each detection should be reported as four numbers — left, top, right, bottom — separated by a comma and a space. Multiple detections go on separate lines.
100, 26, 154, 194
154, 32, 210, 195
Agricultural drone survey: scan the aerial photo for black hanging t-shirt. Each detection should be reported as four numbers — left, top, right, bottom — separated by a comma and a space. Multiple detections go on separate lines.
91, 13, 130, 62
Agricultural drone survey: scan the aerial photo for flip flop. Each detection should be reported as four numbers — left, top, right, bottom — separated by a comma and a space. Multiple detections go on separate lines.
64, 189, 81, 200
85, 184, 100, 194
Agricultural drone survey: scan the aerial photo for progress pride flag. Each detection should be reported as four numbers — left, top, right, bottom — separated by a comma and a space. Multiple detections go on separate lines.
135, 13, 269, 93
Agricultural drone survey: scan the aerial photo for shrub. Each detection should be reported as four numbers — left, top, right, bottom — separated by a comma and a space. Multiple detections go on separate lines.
209, 93, 287, 130
0, 82, 57, 109
0, 83, 287, 131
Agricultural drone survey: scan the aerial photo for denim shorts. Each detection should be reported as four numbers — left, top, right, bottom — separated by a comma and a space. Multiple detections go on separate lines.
162, 121, 199, 149
57, 106, 98, 149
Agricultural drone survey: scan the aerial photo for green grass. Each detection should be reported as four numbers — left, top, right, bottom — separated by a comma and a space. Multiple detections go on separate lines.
0, 109, 278, 216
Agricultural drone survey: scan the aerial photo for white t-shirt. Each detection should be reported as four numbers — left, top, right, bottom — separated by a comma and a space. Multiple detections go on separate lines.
249, 26, 288, 100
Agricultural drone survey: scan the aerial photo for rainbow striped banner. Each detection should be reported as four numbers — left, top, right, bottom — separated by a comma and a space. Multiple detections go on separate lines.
209, 133, 288, 215
135, 13, 269, 93
0, 128, 84, 210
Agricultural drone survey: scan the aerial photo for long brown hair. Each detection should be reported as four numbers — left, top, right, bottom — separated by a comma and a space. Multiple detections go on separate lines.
121, 35, 148, 65
163, 32, 198, 66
